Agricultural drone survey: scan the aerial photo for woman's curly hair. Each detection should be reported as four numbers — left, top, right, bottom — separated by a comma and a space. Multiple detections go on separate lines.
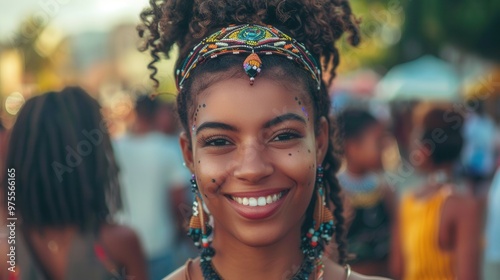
138, 0, 360, 87
138, 0, 360, 265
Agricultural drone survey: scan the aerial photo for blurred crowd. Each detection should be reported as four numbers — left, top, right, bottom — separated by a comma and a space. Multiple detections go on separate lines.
0, 84, 499, 279
333, 100, 499, 279
0, 1, 499, 279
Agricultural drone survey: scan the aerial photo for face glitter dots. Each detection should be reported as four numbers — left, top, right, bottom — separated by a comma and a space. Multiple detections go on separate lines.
301, 107, 309, 118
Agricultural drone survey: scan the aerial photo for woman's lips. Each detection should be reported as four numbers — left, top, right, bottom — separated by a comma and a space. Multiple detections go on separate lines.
225, 189, 289, 220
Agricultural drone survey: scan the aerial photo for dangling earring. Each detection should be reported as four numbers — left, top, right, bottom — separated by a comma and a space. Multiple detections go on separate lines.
187, 174, 212, 249
302, 164, 336, 260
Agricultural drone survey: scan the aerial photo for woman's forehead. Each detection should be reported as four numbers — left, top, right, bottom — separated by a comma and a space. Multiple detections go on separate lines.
191, 77, 311, 127
190, 63, 311, 97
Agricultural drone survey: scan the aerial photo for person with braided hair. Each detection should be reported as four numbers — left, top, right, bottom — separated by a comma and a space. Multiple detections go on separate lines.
138, 1, 389, 279
1, 87, 148, 280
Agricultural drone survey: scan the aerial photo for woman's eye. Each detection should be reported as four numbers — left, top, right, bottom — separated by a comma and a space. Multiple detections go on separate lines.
206, 138, 231, 146
272, 132, 301, 142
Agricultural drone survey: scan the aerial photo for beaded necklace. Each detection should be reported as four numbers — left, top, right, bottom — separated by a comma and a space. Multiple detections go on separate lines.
338, 171, 379, 193
199, 247, 324, 280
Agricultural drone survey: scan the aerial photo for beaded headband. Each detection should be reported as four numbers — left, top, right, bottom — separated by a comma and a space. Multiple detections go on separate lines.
175, 24, 322, 91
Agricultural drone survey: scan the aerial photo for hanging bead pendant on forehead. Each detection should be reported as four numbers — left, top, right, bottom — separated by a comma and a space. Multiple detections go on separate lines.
243, 53, 262, 85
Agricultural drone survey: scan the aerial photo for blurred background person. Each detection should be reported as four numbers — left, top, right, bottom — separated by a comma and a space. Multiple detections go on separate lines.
390, 108, 481, 280
336, 109, 396, 277
0, 119, 7, 173
484, 166, 500, 280
461, 99, 496, 196
113, 95, 189, 280
1, 87, 147, 280
155, 97, 179, 136
154, 97, 198, 264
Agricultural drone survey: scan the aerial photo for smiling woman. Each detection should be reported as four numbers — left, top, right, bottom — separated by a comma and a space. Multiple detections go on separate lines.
187, 77, 321, 251
138, 1, 389, 279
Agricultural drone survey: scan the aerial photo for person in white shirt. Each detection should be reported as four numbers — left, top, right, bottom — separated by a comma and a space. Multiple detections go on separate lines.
461, 100, 496, 195
114, 96, 189, 280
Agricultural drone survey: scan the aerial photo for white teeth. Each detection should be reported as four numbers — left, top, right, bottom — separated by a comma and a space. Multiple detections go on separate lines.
231, 191, 286, 207
249, 198, 258, 206
257, 197, 266, 206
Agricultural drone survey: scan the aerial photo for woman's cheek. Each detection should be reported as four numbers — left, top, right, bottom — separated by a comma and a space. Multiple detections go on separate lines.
194, 152, 234, 196
272, 145, 317, 189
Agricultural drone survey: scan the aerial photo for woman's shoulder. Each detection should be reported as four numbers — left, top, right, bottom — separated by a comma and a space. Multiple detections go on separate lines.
442, 189, 480, 221
163, 257, 392, 280
100, 223, 142, 252
348, 272, 392, 280
323, 258, 392, 280
163, 258, 197, 280
347, 270, 392, 280
99, 223, 146, 271
163, 266, 186, 280
101, 223, 137, 237
440, 186, 477, 210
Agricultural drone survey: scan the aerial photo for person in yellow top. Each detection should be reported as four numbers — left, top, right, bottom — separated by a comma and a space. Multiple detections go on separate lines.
390, 108, 481, 280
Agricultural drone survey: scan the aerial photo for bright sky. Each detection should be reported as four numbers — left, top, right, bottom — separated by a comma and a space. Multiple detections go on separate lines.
0, 0, 149, 42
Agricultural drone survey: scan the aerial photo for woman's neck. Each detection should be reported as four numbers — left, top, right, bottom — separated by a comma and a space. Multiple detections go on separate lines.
423, 165, 452, 185
416, 167, 453, 198
210, 223, 306, 280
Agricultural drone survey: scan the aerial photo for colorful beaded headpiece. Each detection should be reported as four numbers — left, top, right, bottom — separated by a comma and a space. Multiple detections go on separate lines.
176, 24, 322, 91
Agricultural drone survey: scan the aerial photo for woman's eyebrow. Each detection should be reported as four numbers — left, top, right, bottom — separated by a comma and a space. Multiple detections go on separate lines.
196, 113, 306, 134
263, 113, 306, 128
196, 122, 238, 134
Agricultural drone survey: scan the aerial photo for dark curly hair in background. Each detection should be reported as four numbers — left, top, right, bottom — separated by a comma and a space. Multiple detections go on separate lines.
138, 0, 360, 265
421, 108, 464, 166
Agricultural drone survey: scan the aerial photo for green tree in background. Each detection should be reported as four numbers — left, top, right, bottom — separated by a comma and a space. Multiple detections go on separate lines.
396, 0, 500, 63
337, 0, 405, 72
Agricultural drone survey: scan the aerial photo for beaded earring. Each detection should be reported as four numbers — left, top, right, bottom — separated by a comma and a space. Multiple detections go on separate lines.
301, 165, 336, 260
187, 174, 212, 249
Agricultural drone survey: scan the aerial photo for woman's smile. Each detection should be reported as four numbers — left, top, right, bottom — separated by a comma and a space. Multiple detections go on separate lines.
224, 188, 290, 220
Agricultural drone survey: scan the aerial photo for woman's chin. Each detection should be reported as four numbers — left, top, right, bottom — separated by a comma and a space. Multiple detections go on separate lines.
234, 233, 282, 248
229, 222, 294, 248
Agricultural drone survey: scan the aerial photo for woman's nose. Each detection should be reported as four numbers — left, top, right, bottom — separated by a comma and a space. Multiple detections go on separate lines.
233, 143, 273, 184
